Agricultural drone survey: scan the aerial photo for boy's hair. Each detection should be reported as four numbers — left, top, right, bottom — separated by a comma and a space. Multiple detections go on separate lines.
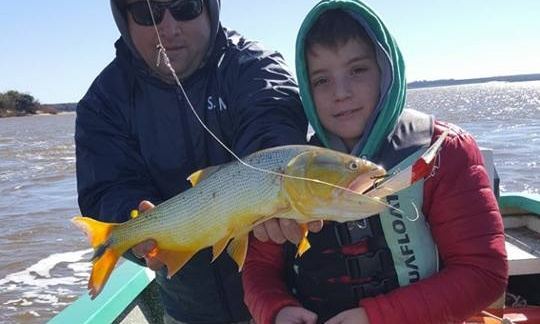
306, 9, 373, 51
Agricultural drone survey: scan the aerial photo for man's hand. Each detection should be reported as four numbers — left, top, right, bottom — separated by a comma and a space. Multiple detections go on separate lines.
275, 306, 317, 324
131, 201, 164, 271
325, 307, 369, 324
253, 219, 323, 244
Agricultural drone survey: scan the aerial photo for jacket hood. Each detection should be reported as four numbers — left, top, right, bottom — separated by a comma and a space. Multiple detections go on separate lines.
296, 0, 406, 159
110, 0, 221, 64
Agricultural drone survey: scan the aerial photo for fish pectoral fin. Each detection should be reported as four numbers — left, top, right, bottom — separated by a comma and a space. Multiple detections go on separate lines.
155, 249, 197, 279
227, 235, 249, 271
295, 224, 311, 258
187, 165, 222, 187
212, 235, 232, 262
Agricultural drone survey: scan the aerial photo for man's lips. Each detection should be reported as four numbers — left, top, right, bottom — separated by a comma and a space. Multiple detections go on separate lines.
165, 45, 186, 51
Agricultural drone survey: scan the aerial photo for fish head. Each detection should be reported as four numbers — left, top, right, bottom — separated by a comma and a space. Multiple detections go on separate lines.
283, 147, 387, 222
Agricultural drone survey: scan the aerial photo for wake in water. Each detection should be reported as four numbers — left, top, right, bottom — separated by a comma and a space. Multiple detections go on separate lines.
0, 249, 92, 323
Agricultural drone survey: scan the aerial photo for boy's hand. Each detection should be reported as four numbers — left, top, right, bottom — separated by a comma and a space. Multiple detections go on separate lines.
325, 307, 369, 324
131, 201, 164, 271
253, 219, 323, 244
276, 306, 317, 324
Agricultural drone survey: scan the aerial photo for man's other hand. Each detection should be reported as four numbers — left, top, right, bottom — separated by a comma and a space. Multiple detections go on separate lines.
253, 218, 323, 244
131, 200, 164, 271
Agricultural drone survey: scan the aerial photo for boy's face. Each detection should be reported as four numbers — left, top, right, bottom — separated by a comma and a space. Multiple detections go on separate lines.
307, 38, 380, 150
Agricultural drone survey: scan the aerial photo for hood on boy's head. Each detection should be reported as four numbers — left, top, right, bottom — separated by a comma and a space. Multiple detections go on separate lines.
296, 0, 406, 159
110, 0, 221, 61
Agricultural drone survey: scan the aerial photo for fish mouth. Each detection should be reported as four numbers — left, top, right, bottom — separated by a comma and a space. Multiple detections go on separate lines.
347, 173, 376, 194
346, 167, 387, 194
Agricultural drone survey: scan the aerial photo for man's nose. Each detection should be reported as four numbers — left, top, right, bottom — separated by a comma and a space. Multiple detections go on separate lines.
158, 9, 181, 36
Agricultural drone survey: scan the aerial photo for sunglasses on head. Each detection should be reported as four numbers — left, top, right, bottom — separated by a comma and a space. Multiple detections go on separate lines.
126, 0, 203, 26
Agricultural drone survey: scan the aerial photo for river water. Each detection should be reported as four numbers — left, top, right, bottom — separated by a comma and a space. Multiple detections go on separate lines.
0, 81, 539, 323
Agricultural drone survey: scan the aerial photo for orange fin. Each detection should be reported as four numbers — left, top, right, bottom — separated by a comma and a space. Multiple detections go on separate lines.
71, 216, 119, 248
154, 249, 197, 278
71, 216, 123, 299
187, 165, 221, 187
212, 235, 232, 262
88, 248, 120, 299
227, 235, 249, 271
296, 224, 311, 257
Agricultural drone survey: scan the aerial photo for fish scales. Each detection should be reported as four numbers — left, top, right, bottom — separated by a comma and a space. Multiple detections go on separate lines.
114, 146, 307, 250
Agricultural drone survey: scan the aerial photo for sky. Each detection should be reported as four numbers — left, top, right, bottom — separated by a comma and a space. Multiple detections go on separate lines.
1, 1, 539, 104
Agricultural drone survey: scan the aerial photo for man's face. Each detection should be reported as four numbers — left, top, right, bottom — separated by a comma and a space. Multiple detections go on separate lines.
307, 38, 381, 150
125, 0, 211, 80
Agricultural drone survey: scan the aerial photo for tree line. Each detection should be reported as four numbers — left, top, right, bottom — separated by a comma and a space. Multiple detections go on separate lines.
0, 90, 41, 117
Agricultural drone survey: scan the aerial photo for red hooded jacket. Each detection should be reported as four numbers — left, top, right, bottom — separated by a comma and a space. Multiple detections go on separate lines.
242, 122, 508, 324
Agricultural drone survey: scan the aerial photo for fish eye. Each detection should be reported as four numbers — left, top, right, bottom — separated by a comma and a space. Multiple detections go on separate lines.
348, 161, 359, 170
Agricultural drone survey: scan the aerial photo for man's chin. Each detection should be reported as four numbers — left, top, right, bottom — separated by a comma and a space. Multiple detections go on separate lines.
154, 64, 187, 80
153, 56, 198, 80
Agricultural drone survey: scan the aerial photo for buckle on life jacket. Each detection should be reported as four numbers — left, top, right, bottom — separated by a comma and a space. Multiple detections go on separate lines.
345, 249, 392, 279
334, 219, 374, 247
352, 278, 393, 300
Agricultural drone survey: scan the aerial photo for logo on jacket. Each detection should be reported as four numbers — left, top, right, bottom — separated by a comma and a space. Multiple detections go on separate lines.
387, 194, 420, 283
207, 96, 227, 111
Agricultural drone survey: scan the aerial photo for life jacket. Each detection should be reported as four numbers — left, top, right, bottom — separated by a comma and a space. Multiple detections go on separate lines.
285, 110, 439, 322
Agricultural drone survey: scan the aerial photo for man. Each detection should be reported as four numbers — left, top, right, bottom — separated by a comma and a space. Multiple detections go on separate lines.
76, 0, 314, 322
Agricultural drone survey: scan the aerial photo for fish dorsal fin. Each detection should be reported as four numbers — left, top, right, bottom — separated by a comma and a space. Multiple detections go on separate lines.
295, 224, 311, 257
212, 234, 232, 262
187, 165, 221, 187
227, 235, 249, 271
154, 248, 197, 278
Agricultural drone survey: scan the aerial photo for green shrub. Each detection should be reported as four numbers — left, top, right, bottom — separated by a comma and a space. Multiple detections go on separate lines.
0, 90, 40, 114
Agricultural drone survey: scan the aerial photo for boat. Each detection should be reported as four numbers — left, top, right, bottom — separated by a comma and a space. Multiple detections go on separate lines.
49, 150, 540, 324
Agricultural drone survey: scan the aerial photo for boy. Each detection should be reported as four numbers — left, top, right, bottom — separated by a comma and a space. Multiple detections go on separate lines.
242, 1, 508, 323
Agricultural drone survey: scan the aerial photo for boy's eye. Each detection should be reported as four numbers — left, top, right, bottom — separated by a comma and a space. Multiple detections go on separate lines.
312, 78, 328, 87
352, 67, 368, 75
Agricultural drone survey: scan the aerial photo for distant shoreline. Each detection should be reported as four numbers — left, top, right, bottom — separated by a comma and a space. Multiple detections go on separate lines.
0, 103, 76, 119
407, 73, 540, 89
2, 74, 540, 118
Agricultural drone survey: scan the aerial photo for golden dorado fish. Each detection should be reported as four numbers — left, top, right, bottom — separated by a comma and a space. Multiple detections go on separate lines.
72, 139, 447, 299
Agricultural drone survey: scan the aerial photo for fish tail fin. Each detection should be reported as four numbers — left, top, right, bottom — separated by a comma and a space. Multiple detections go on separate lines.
71, 216, 118, 249
71, 216, 122, 299
87, 245, 121, 299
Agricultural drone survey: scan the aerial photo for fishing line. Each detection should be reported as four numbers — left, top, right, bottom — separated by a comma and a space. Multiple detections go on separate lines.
143, 0, 397, 212
480, 310, 515, 324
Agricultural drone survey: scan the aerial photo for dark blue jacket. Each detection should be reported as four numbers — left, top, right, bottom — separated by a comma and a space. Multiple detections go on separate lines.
75, 26, 307, 322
